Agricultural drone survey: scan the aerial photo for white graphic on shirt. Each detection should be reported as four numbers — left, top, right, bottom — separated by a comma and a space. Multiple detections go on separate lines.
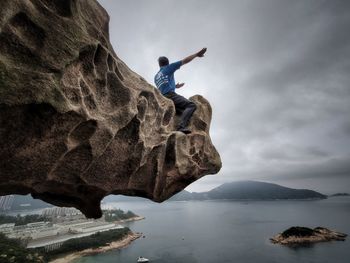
155, 71, 169, 88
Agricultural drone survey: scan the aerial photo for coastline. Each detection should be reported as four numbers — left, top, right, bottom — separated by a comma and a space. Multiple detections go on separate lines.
49, 232, 142, 263
115, 215, 145, 223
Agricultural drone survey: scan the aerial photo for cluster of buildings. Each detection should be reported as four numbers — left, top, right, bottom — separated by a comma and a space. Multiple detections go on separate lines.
0, 195, 14, 211
41, 207, 84, 223
0, 207, 124, 251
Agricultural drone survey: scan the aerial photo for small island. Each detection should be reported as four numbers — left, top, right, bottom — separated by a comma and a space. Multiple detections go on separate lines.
270, 226, 347, 246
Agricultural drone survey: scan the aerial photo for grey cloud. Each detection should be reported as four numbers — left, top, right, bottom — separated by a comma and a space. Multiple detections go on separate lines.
283, 156, 350, 180
341, 122, 350, 135
98, 0, 350, 193
259, 145, 329, 162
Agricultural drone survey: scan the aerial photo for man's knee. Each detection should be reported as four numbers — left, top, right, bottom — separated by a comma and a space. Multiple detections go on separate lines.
189, 102, 197, 111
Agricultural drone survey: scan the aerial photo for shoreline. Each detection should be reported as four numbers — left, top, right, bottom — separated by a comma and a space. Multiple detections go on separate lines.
170, 198, 327, 202
114, 215, 145, 224
49, 232, 142, 263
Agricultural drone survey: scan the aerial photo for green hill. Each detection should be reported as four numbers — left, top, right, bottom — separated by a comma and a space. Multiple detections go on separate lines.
170, 181, 326, 201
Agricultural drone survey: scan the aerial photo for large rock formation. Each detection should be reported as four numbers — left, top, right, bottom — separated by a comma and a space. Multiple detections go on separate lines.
0, 0, 221, 218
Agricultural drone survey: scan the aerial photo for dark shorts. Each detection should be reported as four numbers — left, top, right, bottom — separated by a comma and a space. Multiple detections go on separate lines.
164, 92, 196, 114
164, 92, 197, 129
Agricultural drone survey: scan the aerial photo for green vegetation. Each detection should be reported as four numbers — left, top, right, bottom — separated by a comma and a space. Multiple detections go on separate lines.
45, 227, 131, 259
281, 227, 314, 238
0, 233, 45, 263
0, 214, 49, 226
103, 209, 137, 222
0, 209, 138, 261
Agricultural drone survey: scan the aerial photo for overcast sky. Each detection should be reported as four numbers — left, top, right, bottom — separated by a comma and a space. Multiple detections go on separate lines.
98, 0, 350, 194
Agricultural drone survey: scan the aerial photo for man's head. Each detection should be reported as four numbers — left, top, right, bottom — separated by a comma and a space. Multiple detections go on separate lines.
158, 56, 169, 67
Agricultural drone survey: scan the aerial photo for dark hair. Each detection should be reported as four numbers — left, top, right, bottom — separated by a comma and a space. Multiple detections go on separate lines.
158, 56, 169, 67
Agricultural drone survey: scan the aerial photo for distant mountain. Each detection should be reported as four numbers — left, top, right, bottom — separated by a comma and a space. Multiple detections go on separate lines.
168, 190, 193, 201
329, 193, 350, 197
170, 181, 327, 201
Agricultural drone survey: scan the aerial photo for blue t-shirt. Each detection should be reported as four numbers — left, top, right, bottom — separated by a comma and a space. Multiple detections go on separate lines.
154, 61, 182, 95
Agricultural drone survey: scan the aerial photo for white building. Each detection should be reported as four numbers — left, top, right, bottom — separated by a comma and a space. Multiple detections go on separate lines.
1, 221, 59, 240
0, 195, 14, 211
1, 210, 126, 252
0, 223, 15, 234
41, 207, 82, 217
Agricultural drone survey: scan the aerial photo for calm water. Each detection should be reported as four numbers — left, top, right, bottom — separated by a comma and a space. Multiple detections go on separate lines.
75, 197, 350, 263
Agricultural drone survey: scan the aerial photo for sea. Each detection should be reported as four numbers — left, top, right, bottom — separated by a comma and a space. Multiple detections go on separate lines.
74, 197, 350, 263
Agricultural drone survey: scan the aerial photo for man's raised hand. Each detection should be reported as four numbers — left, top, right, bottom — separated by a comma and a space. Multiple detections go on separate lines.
197, 48, 207, 57
176, 83, 185, 89
182, 48, 207, 65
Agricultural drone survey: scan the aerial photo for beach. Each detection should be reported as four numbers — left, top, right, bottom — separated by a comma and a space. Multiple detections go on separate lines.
49, 232, 142, 263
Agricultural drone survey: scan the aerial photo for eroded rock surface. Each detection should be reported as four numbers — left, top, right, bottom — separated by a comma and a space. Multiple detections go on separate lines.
0, 0, 221, 218
270, 227, 347, 246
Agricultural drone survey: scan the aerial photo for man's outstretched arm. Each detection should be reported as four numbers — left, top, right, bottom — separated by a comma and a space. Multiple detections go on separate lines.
176, 83, 185, 89
181, 48, 207, 65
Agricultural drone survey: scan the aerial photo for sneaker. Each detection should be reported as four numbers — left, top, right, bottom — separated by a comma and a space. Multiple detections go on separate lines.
177, 127, 191, 134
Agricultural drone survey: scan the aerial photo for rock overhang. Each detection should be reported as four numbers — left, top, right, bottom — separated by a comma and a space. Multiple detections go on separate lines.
0, 0, 222, 218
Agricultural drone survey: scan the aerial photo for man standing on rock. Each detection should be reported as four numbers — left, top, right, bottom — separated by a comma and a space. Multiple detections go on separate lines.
154, 48, 207, 134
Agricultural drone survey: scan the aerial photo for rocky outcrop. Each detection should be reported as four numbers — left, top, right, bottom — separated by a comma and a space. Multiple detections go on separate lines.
0, 0, 221, 218
270, 227, 347, 246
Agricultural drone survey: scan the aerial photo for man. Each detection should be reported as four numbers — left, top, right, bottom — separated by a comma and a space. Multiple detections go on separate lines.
154, 48, 207, 134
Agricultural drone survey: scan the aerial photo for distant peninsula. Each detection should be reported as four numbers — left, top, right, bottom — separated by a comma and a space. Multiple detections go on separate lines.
329, 193, 350, 197
169, 181, 327, 201
270, 226, 347, 246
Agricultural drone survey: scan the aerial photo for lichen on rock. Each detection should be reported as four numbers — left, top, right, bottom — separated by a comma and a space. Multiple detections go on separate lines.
0, 0, 221, 218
